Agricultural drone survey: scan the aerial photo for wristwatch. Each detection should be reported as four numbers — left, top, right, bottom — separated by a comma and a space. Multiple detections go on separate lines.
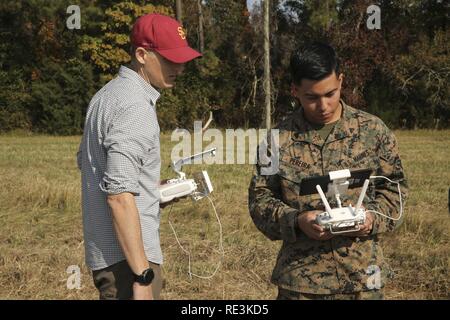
134, 268, 154, 285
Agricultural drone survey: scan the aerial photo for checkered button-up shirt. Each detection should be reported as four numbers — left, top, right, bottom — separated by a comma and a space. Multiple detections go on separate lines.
77, 66, 162, 270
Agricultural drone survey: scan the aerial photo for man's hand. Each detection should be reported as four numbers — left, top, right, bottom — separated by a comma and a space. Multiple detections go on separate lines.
133, 282, 153, 300
159, 179, 190, 209
344, 211, 374, 237
297, 210, 334, 241
160, 197, 180, 209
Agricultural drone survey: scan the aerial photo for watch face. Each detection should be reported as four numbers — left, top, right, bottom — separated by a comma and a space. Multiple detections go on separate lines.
142, 268, 154, 284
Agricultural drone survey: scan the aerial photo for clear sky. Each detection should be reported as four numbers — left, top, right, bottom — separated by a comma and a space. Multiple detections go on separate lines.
246, 0, 261, 11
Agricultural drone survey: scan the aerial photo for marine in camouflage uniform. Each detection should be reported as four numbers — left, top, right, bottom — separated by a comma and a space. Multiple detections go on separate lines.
248, 99, 408, 299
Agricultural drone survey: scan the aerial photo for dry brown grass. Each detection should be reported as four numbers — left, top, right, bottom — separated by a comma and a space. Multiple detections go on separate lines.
0, 130, 448, 299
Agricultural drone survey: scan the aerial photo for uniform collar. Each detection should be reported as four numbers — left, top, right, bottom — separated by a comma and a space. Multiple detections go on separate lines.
118, 65, 161, 108
291, 100, 358, 146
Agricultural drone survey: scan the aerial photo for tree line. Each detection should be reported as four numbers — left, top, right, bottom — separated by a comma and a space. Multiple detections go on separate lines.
0, 0, 448, 134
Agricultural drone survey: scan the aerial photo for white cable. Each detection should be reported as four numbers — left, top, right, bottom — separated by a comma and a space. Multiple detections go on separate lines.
194, 195, 224, 279
167, 195, 224, 280
167, 203, 192, 278
366, 175, 404, 221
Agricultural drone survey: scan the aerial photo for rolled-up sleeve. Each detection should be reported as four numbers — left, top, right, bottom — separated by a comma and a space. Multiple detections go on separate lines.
101, 103, 158, 195
76, 145, 82, 170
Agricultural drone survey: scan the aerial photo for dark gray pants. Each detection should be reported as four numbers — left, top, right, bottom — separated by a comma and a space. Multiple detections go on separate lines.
92, 260, 163, 300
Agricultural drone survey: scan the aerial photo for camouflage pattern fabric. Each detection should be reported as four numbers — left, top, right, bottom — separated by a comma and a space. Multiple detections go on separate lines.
248, 100, 408, 295
277, 287, 384, 300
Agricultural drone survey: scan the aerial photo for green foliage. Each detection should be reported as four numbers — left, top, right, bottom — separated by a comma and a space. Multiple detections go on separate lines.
364, 76, 403, 129
80, 2, 172, 80
305, 0, 338, 33
0, 0, 448, 133
391, 30, 450, 128
0, 70, 32, 132
30, 58, 95, 135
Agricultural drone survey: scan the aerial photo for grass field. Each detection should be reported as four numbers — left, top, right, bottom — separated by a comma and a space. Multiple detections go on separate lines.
0, 130, 449, 299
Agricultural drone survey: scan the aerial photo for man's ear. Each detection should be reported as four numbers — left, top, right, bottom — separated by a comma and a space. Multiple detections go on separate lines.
338, 73, 344, 88
134, 47, 147, 64
290, 83, 299, 97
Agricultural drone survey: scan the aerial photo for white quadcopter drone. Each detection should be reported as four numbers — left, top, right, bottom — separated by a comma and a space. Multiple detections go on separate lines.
159, 148, 216, 203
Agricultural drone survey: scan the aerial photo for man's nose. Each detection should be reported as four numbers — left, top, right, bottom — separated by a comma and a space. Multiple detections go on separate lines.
318, 97, 327, 110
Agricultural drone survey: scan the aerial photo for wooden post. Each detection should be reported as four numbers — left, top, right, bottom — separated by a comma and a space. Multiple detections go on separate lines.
197, 0, 204, 53
264, 0, 271, 130
176, 0, 183, 24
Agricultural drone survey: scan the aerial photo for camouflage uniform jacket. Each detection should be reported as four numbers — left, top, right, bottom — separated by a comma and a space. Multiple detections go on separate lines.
248, 100, 408, 294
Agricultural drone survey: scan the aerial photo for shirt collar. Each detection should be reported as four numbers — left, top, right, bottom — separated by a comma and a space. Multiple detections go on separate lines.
118, 65, 161, 107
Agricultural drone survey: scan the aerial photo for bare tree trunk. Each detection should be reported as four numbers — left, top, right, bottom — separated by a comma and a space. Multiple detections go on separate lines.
176, 0, 183, 24
197, 0, 204, 53
264, 0, 271, 130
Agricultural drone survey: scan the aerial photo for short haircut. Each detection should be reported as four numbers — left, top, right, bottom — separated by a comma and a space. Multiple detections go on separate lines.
290, 42, 340, 85
130, 45, 138, 58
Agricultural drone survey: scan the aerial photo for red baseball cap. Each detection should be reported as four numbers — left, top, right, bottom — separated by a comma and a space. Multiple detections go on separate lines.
131, 13, 202, 64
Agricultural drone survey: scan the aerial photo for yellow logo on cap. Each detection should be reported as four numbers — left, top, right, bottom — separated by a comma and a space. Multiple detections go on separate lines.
177, 27, 186, 40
